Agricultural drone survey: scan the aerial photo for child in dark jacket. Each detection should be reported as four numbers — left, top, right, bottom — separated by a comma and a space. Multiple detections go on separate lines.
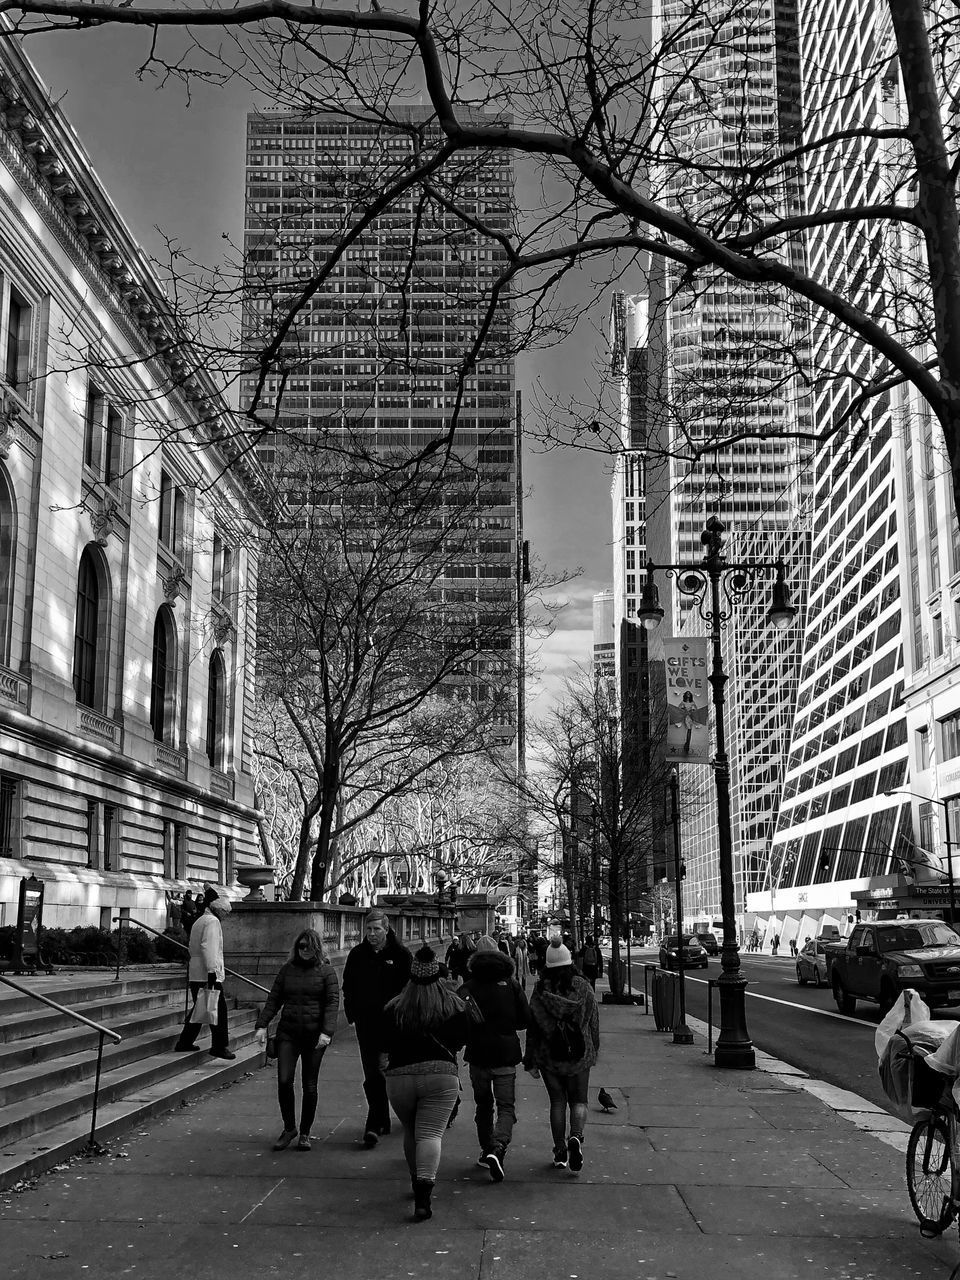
458, 935, 530, 1181
255, 929, 340, 1151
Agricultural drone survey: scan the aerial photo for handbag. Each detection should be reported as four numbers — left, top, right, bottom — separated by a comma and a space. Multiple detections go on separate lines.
190, 987, 219, 1026
266, 1033, 278, 1060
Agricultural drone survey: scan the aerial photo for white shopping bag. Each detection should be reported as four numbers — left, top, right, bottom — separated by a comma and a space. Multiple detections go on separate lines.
875, 988, 931, 1061
190, 988, 219, 1026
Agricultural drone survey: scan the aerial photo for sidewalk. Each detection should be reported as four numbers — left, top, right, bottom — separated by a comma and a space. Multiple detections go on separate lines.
1, 1001, 957, 1280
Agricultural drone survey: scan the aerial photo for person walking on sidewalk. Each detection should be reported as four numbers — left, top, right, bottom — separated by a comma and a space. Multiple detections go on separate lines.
523, 939, 599, 1173
513, 934, 531, 990
444, 931, 476, 984
458, 935, 530, 1182
576, 935, 603, 991
772, 932, 781, 956
254, 928, 340, 1152
173, 888, 235, 1060
341, 908, 412, 1147
381, 945, 470, 1222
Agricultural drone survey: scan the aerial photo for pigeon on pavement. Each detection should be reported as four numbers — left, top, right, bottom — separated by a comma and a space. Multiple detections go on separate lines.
598, 1088, 617, 1112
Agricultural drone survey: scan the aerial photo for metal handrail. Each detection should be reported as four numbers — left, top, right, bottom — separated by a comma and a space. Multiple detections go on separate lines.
0, 972, 120, 1153
113, 916, 270, 995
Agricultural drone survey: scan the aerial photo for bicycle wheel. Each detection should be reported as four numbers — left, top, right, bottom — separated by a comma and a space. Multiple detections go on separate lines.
906, 1113, 956, 1235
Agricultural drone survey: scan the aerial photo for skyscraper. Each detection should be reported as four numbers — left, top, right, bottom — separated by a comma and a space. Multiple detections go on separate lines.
639, 0, 812, 928
241, 106, 519, 747
748, 2, 960, 941
651, 0, 811, 574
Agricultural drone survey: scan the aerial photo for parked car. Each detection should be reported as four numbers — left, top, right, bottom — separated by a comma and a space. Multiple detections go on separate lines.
795, 939, 830, 986
830, 918, 960, 1014
695, 931, 719, 956
659, 934, 709, 970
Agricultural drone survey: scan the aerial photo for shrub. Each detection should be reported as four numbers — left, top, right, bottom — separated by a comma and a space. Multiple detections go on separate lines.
156, 928, 189, 963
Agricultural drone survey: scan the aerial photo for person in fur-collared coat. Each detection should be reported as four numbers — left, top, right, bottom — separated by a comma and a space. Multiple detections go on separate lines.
523, 940, 599, 1174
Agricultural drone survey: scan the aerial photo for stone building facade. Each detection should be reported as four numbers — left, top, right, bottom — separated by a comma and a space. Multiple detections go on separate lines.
0, 35, 266, 932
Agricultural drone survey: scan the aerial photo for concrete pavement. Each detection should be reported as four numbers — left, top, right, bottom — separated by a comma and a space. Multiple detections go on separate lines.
1, 999, 958, 1280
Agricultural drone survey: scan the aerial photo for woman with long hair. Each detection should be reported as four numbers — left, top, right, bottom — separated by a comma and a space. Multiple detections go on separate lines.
523, 939, 600, 1173
254, 928, 340, 1151
382, 944, 471, 1221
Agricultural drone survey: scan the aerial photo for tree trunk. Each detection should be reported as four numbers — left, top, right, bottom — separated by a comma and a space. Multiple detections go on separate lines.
606, 849, 625, 998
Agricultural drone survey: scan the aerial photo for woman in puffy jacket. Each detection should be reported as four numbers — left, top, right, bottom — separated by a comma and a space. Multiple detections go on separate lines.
255, 928, 340, 1152
523, 939, 599, 1173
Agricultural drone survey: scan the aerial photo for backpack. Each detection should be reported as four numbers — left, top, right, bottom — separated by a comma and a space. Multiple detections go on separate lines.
548, 1016, 586, 1062
582, 944, 597, 968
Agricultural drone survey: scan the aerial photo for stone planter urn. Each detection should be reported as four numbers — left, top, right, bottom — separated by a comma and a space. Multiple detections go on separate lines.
235, 865, 275, 901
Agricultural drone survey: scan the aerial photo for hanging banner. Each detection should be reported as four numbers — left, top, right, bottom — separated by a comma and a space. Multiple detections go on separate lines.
664, 637, 710, 764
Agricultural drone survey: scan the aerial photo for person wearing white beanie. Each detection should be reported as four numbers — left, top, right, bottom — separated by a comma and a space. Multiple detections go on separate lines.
523, 938, 600, 1172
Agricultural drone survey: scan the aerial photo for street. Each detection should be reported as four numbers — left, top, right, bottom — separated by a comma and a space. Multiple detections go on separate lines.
613, 948, 955, 1112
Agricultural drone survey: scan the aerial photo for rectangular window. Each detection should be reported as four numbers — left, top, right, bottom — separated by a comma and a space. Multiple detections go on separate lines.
173, 822, 187, 879
940, 711, 960, 762
83, 386, 103, 470
917, 727, 931, 771
103, 803, 117, 872
158, 470, 184, 557
0, 771, 20, 857
212, 533, 234, 602
4, 287, 29, 392
934, 613, 944, 659
83, 383, 125, 489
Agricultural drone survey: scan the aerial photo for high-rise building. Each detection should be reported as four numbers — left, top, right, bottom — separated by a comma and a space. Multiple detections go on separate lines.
638, 0, 812, 929
241, 106, 519, 747
651, 0, 811, 574
748, 3, 960, 942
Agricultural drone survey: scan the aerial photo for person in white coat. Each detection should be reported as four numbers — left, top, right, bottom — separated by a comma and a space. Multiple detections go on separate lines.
173, 888, 235, 1059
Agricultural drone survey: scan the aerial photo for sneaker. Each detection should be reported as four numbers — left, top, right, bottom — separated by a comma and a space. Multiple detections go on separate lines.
362, 1130, 379, 1149
173, 1043, 200, 1052
552, 1148, 568, 1169
567, 1135, 583, 1172
209, 1049, 237, 1061
273, 1129, 297, 1151
297, 1134, 312, 1151
476, 1151, 489, 1167
484, 1150, 505, 1183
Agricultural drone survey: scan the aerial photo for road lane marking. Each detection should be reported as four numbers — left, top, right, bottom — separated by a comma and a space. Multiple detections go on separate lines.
681, 974, 875, 1024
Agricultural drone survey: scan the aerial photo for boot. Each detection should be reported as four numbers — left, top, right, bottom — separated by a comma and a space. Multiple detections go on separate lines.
412, 1177, 434, 1221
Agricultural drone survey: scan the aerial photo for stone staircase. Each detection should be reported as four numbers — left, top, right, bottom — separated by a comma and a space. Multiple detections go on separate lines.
0, 967, 264, 1190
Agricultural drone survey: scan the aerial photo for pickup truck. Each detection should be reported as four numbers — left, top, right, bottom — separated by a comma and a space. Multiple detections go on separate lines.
828, 919, 960, 1015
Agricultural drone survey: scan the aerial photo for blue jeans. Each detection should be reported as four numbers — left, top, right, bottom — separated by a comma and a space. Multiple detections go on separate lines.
469, 1063, 517, 1155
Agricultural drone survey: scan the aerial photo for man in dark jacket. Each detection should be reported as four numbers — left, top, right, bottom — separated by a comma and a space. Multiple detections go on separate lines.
458, 935, 530, 1182
341, 908, 412, 1147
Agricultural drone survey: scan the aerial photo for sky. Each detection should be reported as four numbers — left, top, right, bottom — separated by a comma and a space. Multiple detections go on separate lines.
22, 25, 628, 721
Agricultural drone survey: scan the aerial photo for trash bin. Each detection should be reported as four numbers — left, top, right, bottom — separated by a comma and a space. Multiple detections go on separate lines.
652, 968, 680, 1031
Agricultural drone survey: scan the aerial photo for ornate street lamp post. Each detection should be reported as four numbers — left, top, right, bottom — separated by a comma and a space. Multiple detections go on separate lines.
637, 516, 796, 1069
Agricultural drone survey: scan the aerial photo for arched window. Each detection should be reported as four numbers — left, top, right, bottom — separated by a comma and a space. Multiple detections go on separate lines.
150, 608, 177, 743
206, 649, 226, 767
73, 548, 103, 708
0, 467, 15, 666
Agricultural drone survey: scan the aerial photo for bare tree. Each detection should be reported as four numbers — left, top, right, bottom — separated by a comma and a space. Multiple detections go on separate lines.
521, 662, 693, 996
333, 755, 529, 903
254, 441, 540, 901
2, 0, 959, 516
